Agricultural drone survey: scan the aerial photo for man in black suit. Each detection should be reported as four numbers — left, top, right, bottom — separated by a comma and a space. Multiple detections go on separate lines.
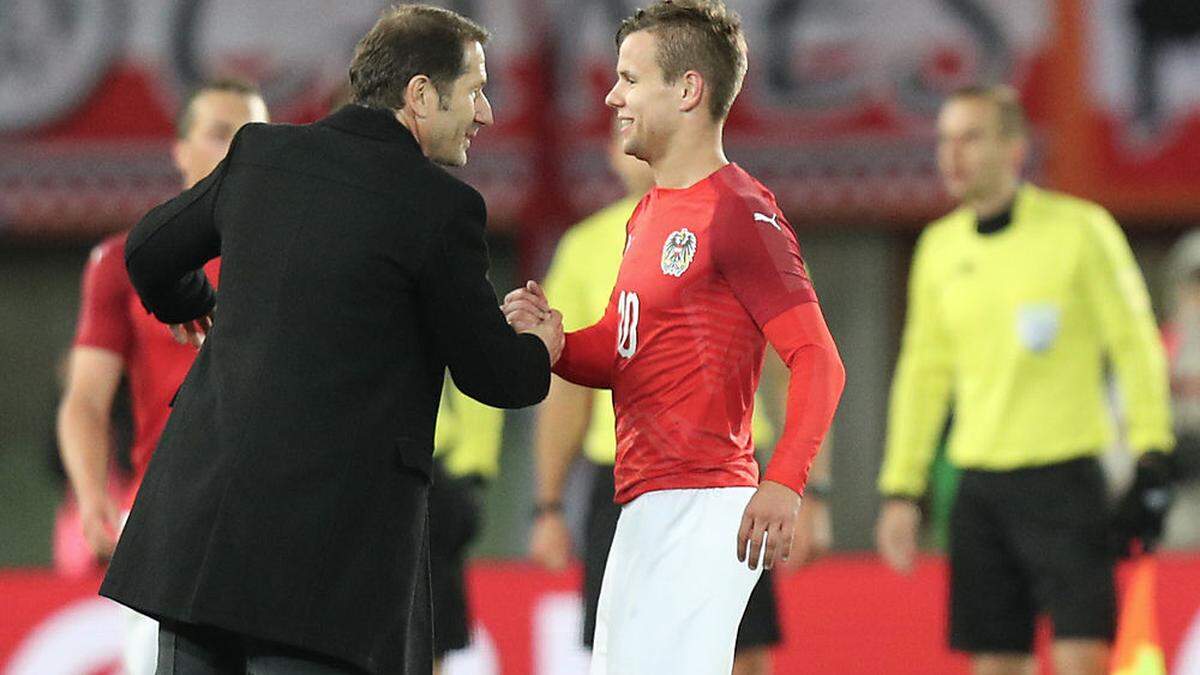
99, 6, 562, 674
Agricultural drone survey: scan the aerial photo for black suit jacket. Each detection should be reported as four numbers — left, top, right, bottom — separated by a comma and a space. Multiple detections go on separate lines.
100, 105, 550, 674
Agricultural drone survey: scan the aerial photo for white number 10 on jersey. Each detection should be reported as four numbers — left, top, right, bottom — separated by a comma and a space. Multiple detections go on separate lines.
617, 291, 639, 359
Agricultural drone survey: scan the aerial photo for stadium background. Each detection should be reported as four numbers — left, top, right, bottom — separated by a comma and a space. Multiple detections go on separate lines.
1, 0, 1198, 672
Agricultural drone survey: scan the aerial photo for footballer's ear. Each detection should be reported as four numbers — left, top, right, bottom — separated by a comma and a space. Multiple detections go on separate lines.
679, 70, 705, 114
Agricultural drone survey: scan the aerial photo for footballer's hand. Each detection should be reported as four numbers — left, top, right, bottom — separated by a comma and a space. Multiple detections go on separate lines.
525, 309, 564, 365
529, 512, 573, 571
503, 281, 551, 332
781, 494, 831, 569
169, 313, 212, 348
737, 480, 801, 571
79, 493, 120, 559
876, 498, 921, 575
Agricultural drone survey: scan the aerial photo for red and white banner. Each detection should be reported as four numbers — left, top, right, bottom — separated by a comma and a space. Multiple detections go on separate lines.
4, 555, 1200, 674
1046, 0, 1200, 221
0, 0, 1064, 239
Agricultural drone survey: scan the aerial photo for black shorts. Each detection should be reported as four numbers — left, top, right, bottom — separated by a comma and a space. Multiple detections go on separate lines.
428, 460, 484, 658
582, 463, 781, 650
949, 456, 1116, 654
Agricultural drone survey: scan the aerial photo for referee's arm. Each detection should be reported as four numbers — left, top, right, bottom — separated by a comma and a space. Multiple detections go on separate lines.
1080, 208, 1174, 454
879, 234, 955, 499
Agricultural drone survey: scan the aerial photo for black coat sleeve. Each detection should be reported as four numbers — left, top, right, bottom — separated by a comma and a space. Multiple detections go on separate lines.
419, 186, 550, 409
124, 140, 236, 323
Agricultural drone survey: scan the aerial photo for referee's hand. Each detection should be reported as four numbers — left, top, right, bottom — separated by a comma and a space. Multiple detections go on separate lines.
737, 480, 801, 571
876, 498, 921, 575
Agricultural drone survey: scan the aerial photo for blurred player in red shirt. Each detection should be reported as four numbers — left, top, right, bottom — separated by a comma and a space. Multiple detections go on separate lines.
505, 2, 845, 672
56, 78, 268, 675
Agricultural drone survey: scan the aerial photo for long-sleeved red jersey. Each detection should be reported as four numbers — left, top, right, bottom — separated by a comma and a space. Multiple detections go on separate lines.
554, 163, 844, 504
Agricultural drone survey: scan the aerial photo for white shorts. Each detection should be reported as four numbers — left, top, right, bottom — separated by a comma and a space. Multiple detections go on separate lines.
121, 604, 158, 675
118, 510, 158, 675
589, 487, 762, 675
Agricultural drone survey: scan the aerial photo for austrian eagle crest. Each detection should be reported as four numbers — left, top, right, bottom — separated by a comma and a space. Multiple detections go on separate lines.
660, 228, 697, 277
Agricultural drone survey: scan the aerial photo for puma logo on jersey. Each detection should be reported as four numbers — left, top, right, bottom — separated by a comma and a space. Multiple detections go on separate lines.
753, 212, 782, 231
661, 228, 698, 277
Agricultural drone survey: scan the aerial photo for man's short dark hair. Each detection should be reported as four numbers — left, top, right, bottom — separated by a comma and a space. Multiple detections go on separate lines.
349, 4, 490, 111
948, 84, 1028, 139
175, 78, 262, 139
616, 0, 747, 121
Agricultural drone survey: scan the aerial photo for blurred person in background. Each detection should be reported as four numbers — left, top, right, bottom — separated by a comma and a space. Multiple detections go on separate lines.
429, 381, 504, 674
56, 78, 268, 675
528, 127, 834, 674
876, 84, 1176, 675
1161, 231, 1200, 548
506, 2, 844, 670
99, 6, 560, 673
48, 349, 135, 577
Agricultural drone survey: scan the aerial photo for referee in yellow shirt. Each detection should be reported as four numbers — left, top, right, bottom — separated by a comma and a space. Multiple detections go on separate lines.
529, 133, 813, 675
876, 85, 1177, 675
430, 380, 504, 674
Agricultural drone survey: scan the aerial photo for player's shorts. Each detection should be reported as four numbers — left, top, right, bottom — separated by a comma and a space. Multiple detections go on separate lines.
949, 456, 1116, 653
582, 463, 780, 650
428, 460, 484, 658
590, 485, 762, 675
117, 509, 160, 675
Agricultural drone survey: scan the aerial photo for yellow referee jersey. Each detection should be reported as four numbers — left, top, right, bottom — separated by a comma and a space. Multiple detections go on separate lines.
434, 379, 505, 479
879, 184, 1173, 497
544, 197, 775, 466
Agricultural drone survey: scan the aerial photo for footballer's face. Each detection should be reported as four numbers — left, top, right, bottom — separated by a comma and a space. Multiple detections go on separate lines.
173, 90, 268, 189
936, 97, 1022, 205
605, 30, 679, 164
421, 41, 493, 167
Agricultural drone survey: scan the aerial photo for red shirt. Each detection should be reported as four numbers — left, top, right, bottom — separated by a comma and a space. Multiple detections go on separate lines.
556, 164, 817, 503
73, 233, 219, 502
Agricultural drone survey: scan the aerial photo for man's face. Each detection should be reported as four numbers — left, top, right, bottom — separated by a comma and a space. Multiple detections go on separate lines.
421, 41, 493, 167
605, 30, 680, 163
608, 125, 654, 195
936, 97, 1020, 204
173, 90, 269, 189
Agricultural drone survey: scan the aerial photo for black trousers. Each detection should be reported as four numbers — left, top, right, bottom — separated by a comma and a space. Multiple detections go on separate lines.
156, 621, 368, 675
428, 460, 484, 657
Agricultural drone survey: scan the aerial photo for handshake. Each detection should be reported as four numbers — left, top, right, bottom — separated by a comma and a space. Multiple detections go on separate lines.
503, 281, 564, 365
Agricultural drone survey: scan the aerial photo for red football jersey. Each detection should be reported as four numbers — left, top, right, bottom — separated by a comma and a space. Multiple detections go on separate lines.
557, 164, 817, 504
73, 234, 220, 504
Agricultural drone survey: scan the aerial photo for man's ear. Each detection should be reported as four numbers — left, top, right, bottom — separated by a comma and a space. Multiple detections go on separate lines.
171, 139, 189, 177
1009, 135, 1029, 173
679, 70, 705, 114
404, 74, 437, 118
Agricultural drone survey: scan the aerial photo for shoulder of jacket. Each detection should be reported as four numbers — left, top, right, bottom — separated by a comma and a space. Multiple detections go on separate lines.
421, 164, 485, 214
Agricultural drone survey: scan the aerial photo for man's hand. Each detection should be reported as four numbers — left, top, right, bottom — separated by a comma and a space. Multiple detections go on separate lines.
1112, 451, 1175, 557
876, 498, 921, 574
529, 512, 573, 570
504, 281, 563, 364
79, 493, 120, 559
503, 281, 551, 332
168, 313, 213, 348
526, 310, 564, 365
737, 480, 801, 571
781, 494, 831, 569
